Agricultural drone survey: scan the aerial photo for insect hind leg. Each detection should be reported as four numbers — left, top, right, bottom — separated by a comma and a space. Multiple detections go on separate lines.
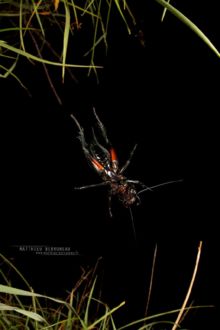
90, 128, 110, 161
70, 113, 91, 161
93, 107, 110, 146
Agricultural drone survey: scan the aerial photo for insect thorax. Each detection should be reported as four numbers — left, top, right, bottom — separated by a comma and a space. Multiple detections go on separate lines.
90, 143, 110, 169
111, 181, 139, 207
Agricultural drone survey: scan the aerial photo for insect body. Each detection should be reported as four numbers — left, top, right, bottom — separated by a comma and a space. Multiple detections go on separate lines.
71, 109, 181, 238
71, 109, 148, 217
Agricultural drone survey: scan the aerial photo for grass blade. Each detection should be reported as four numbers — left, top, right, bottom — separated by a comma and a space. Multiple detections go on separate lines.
154, 0, 220, 57
84, 277, 97, 326
0, 302, 45, 322
172, 241, 203, 330
0, 284, 67, 305
88, 301, 126, 329
19, 0, 25, 51
62, 0, 71, 82
0, 41, 103, 69
113, 0, 131, 34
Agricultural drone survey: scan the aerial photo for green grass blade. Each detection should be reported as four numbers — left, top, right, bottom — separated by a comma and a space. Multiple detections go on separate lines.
0, 258, 30, 312
84, 277, 97, 326
83, 0, 96, 17
31, 287, 39, 330
0, 57, 17, 78
0, 57, 29, 92
0, 284, 67, 305
30, 0, 46, 37
84, 32, 106, 57
0, 253, 32, 290
87, 0, 102, 77
125, 2, 136, 26
105, 0, 113, 46
62, 0, 71, 82
0, 302, 45, 322
70, 0, 79, 28
88, 301, 126, 329
19, 0, 25, 51
118, 305, 214, 330
113, 0, 131, 34
154, 0, 220, 58
161, 0, 171, 22
66, 289, 74, 330
0, 41, 103, 68
0, 27, 37, 33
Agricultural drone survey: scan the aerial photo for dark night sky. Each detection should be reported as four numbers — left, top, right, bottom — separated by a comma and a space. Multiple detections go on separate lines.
1, 1, 219, 328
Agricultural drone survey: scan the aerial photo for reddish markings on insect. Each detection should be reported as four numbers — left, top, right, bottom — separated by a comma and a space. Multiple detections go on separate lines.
110, 148, 118, 172
110, 148, 117, 161
91, 157, 104, 172
70, 109, 182, 239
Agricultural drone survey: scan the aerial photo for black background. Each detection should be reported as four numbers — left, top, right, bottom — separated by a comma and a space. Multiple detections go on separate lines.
1, 1, 218, 328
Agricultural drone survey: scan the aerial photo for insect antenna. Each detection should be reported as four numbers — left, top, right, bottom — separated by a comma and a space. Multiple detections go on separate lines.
129, 207, 137, 242
138, 179, 183, 195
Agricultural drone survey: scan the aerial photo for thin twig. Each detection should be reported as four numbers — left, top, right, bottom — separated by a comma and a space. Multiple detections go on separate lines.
29, 30, 62, 105
171, 241, 203, 330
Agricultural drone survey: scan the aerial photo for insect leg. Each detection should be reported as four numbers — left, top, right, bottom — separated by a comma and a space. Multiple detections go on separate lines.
70, 114, 91, 161
91, 128, 110, 160
93, 107, 110, 146
93, 108, 119, 172
74, 181, 109, 190
120, 144, 138, 173
126, 179, 150, 189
